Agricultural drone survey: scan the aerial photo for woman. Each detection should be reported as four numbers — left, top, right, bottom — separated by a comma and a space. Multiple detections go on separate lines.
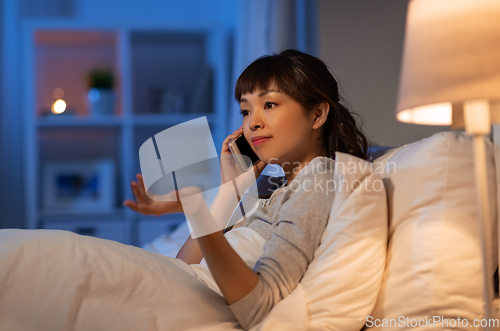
124, 49, 368, 329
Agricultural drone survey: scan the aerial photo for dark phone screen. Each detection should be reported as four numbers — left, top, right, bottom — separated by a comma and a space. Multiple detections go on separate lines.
235, 136, 260, 169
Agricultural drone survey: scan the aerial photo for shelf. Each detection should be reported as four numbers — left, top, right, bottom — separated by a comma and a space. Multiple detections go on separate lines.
37, 115, 123, 127
35, 30, 120, 118
36, 113, 214, 127
131, 113, 214, 126
23, 24, 230, 246
130, 31, 209, 115
38, 209, 126, 221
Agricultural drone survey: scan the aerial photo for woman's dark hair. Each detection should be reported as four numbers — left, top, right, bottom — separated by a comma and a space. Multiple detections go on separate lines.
235, 49, 368, 160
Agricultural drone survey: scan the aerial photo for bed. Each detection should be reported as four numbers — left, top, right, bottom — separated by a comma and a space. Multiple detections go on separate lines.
0, 130, 498, 330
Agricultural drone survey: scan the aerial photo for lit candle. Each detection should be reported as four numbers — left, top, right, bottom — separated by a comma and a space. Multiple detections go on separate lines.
52, 99, 67, 114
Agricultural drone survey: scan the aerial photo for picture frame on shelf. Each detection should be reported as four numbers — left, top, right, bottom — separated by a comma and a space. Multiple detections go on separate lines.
42, 159, 116, 213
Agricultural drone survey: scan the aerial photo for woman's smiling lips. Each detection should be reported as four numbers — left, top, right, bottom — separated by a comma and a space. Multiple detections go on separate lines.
252, 136, 271, 146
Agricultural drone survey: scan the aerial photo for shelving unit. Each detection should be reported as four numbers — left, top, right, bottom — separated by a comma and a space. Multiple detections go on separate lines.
22, 21, 230, 246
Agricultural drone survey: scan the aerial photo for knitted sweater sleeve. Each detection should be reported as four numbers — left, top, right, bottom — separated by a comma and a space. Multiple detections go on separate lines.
228, 174, 334, 329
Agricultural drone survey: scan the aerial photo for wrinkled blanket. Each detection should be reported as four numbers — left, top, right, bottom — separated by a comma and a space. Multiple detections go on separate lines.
0, 229, 307, 331
0, 229, 240, 331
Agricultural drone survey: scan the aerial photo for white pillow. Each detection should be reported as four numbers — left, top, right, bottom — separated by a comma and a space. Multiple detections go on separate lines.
368, 131, 498, 329
299, 152, 389, 330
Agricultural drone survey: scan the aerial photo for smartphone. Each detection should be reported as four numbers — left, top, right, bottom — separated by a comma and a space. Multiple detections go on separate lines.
228, 135, 260, 172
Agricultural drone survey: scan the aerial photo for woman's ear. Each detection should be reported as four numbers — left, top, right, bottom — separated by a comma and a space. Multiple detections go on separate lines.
312, 102, 330, 130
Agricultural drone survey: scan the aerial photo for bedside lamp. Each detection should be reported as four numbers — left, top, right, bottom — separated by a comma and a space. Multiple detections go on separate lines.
396, 0, 500, 327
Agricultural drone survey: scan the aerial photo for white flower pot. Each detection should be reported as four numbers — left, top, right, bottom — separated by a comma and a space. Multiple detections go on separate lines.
88, 88, 116, 116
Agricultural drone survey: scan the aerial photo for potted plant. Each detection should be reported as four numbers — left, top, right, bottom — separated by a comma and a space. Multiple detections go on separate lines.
86, 68, 116, 116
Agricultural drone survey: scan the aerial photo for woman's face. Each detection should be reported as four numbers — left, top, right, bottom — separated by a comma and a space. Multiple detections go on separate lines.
239, 87, 325, 170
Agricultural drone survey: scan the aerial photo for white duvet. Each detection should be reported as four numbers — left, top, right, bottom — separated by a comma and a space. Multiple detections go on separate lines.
0, 227, 308, 331
0, 152, 387, 331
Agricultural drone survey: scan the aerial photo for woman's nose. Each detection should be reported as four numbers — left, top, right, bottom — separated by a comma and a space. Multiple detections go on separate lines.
249, 109, 264, 131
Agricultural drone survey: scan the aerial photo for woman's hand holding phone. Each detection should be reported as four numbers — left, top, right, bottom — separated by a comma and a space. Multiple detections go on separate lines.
221, 127, 265, 188
123, 174, 183, 216
220, 127, 245, 156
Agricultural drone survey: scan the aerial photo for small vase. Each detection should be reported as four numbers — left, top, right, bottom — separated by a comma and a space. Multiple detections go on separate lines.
88, 88, 116, 116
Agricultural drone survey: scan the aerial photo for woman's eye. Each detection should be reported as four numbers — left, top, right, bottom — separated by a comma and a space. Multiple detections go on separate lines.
264, 102, 276, 109
240, 109, 249, 117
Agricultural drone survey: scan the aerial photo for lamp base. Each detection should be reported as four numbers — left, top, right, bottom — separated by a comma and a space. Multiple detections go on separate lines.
464, 101, 495, 330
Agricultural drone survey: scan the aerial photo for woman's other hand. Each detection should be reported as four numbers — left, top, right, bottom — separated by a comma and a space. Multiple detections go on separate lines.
123, 174, 183, 216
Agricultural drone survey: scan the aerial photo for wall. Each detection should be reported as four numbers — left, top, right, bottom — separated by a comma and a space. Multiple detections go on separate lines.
317, 0, 448, 147
76, 0, 238, 29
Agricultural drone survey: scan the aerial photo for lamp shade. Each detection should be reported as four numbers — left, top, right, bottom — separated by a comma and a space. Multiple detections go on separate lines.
396, 0, 500, 125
